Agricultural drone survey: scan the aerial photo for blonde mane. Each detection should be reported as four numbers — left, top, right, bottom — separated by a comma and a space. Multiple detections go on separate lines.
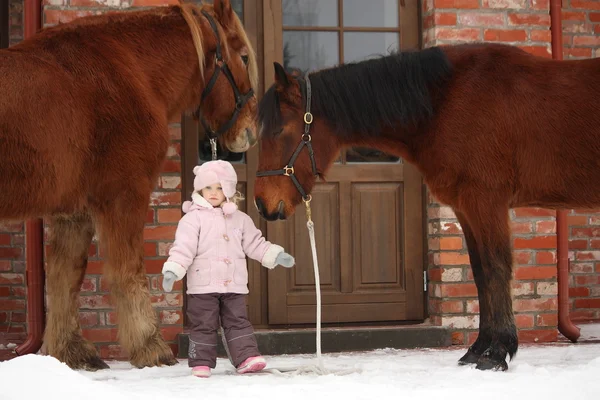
179, 1, 258, 92
180, 2, 206, 82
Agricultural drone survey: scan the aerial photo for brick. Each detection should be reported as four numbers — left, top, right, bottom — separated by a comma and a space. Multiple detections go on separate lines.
451, 331, 465, 345
516, 314, 534, 328
159, 310, 183, 325
590, 12, 600, 22
0, 247, 22, 259
569, 286, 590, 297
440, 283, 478, 297
438, 252, 471, 265
436, 28, 482, 41
144, 242, 157, 257
513, 298, 557, 312
440, 237, 463, 250
157, 208, 183, 224
508, 13, 551, 26
483, 0, 527, 8
536, 313, 558, 327
535, 251, 556, 264
434, 0, 480, 9
535, 220, 556, 234
573, 35, 600, 46
513, 208, 555, 218
571, 227, 600, 238
573, 298, 600, 309
484, 29, 527, 42
0, 299, 26, 311
528, 0, 549, 10
150, 192, 182, 206
441, 267, 463, 282
518, 328, 557, 343
442, 315, 479, 329
571, 0, 600, 10
82, 328, 119, 343
512, 221, 533, 234
145, 259, 166, 274
143, 225, 177, 241
512, 282, 534, 296
514, 266, 557, 280
513, 236, 556, 249
458, 12, 505, 27
536, 282, 557, 296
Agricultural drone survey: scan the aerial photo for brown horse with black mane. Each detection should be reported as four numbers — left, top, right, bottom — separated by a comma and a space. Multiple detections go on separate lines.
254, 43, 600, 371
0, 0, 258, 370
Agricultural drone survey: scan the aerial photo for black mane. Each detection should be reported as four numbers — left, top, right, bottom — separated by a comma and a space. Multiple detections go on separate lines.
258, 46, 453, 138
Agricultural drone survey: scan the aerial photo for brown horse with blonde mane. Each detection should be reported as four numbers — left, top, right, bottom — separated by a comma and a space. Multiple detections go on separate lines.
254, 43, 600, 371
0, 0, 258, 370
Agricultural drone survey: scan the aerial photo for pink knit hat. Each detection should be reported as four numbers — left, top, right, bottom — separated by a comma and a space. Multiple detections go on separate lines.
192, 160, 238, 214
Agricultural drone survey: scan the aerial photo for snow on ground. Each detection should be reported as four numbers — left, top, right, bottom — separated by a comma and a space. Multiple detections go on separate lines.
2, 342, 600, 400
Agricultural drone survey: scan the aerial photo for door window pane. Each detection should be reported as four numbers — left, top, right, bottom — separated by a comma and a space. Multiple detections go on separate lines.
283, 31, 339, 72
343, 0, 398, 28
283, 0, 338, 27
343, 32, 399, 63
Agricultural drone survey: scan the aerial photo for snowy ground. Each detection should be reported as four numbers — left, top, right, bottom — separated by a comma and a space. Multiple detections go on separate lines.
2, 340, 600, 400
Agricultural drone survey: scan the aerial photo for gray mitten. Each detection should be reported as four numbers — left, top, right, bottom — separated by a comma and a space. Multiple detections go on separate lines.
275, 252, 295, 268
162, 271, 177, 292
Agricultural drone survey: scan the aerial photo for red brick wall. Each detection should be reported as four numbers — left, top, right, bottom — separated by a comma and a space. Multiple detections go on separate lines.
1, 0, 25, 342
423, 0, 600, 346
561, 2, 600, 321
9, 0, 23, 46
0, 222, 26, 338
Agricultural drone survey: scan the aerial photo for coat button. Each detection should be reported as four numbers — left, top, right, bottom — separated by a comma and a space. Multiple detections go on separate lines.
223, 234, 229, 241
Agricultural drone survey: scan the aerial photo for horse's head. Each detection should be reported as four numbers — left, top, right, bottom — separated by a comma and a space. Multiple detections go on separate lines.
254, 63, 341, 221
183, 0, 259, 153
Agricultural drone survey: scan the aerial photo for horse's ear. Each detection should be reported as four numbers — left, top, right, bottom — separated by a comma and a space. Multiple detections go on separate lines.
214, 0, 233, 28
274, 62, 290, 90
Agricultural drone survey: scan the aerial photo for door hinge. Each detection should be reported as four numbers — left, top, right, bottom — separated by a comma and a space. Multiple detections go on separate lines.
424, 271, 427, 291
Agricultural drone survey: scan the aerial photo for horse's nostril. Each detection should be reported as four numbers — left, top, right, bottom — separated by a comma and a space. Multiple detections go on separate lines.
277, 201, 285, 220
255, 197, 265, 215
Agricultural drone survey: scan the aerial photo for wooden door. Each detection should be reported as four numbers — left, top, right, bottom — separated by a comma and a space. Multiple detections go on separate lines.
263, 0, 425, 325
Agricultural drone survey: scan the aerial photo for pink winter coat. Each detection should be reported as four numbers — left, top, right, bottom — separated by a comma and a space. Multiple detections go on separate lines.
162, 193, 283, 294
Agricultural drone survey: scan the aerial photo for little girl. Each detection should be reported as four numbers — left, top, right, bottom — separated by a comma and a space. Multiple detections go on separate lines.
161, 160, 295, 378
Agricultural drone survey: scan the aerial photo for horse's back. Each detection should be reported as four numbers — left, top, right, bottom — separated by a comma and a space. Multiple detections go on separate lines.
424, 43, 600, 208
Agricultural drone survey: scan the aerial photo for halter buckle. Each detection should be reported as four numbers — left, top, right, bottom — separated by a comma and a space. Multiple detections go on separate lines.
283, 166, 294, 176
304, 112, 313, 125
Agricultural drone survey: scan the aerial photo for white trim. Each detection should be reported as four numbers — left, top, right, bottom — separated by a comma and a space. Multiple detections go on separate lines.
162, 261, 187, 280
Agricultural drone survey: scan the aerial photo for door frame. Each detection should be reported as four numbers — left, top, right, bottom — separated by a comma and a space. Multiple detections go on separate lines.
262, 0, 426, 325
1, 0, 9, 49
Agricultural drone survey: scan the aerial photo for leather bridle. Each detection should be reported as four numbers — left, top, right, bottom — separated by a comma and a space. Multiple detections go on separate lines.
194, 10, 254, 145
255, 74, 318, 202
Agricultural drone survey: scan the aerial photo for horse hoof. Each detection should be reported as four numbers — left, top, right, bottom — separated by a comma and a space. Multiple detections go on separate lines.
83, 356, 111, 371
475, 356, 508, 371
130, 338, 178, 368
61, 354, 110, 371
458, 349, 480, 365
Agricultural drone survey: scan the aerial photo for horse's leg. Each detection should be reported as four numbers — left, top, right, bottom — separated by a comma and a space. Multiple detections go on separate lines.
461, 204, 517, 371
455, 211, 490, 365
44, 212, 109, 370
96, 193, 177, 368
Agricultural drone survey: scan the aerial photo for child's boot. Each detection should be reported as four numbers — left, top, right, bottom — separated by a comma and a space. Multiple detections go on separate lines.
192, 366, 211, 378
236, 356, 266, 374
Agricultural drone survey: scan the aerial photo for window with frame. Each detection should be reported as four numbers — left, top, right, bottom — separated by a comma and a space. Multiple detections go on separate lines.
282, 0, 408, 163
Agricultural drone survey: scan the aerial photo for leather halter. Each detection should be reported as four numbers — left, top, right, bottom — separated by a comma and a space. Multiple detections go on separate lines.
255, 74, 318, 202
194, 10, 254, 141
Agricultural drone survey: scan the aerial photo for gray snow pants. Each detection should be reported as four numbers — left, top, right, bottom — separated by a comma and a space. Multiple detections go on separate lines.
186, 293, 261, 368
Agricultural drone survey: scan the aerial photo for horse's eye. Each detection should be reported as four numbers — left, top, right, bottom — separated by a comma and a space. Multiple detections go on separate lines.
241, 55, 249, 65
